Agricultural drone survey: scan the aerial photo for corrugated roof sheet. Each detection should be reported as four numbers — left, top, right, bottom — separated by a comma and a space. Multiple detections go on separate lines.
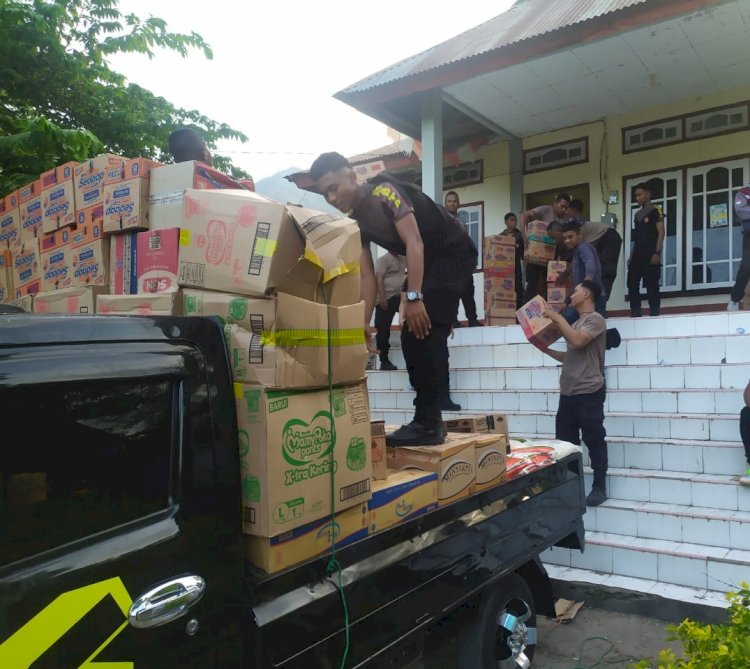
338, 0, 649, 95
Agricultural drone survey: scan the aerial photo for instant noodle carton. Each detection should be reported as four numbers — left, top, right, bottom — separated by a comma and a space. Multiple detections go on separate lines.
0, 249, 13, 302
18, 180, 43, 241
546, 261, 568, 285
136, 227, 180, 294
387, 433, 476, 507
76, 203, 104, 229
0, 192, 20, 248
39, 227, 73, 291
224, 293, 366, 388
10, 293, 33, 311
96, 291, 182, 316
183, 288, 277, 331
370, 420, 387, 480
368, 469, 437, 534
244, 502, 368, 574
74, 154, 126, 214
70, 222, 110, 287
103, 158, 162, 233
516, 296, 562, 351
10, 237, 42, 298
471, 434, 508, 493
109, 231, 138, 294
41, 162, 78, 233
483, 235, 515, 276
33, 285, 108, 314
235, 381, 372, 537
443, 413, 509, 436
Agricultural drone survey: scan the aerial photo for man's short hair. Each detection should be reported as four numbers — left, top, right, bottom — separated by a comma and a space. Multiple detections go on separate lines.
168, 127, 208, 163
561, 221, 581, 234
504, 212, 516, 221
547, 220, 563, 233
635, 181, 651, 193
580, 279, 602, 304
310, 152, 351, 181
570, 199, 584, 213
555, 192, 572, 205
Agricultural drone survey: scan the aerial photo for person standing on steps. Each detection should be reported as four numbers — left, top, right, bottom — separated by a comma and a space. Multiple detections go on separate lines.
627, 182, 664, 317
500, 212, 524, 309
311, 152, 477, 447
374, 251, 405, 371
740, 379, 750, 486
542, 280, 609, 506
445, 191, 483, 328
728, 184, 750, 311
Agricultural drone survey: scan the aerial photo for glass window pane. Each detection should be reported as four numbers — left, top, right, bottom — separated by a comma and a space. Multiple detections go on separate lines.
692, 197, 704, 231
706, 261, 729, 282
706, 167, 728, 191
732, 168, 744, 188
667, 179, 677, 198
693, 174, 703, 192
0, 380, 173, 566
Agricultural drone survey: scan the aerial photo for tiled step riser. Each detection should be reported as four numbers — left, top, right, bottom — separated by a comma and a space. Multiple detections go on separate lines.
370, 388, 745, 415
370, 408, 740, 443
582, 472, 750, 513
584, 507, 750, 551
542, 543, 748, 592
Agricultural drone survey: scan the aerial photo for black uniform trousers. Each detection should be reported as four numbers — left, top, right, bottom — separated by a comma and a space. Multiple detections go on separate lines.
593, 228, 623, 301
627, 252, 661, 316
374, 294, 401, 361
730, 232, 750, 304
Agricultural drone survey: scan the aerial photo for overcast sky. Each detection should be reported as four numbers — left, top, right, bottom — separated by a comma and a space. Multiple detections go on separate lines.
110, 1, 515, 179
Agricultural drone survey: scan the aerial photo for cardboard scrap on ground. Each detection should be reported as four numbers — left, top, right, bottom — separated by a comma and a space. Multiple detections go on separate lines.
554, 598, 584, 623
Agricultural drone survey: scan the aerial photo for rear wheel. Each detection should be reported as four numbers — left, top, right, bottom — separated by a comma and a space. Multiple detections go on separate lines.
457, 573, 537, 668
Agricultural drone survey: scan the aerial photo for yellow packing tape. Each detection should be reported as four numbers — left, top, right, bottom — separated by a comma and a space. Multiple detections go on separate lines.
260, 328, 365, 348
253, 238, 277, 258
322, 261, 360, 283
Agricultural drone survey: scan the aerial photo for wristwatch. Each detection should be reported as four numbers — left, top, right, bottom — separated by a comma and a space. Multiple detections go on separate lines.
406, 290, 423, 302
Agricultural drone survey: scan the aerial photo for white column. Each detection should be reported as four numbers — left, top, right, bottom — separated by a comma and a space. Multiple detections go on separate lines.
420, 90, 443, 200
509, 138, 524, 215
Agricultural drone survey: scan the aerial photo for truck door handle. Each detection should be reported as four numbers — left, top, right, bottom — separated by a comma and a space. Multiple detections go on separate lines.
128, 575, 206, 629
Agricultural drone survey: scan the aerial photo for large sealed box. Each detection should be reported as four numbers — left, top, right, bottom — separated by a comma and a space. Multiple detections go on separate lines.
525, 240, 556, 265
236, 381, 372, 536
103, 158, 162, 233
18, 180, 43, 241
516, 296, 562, 350
370, 420, 387, 480
368, 469, 438, 534
443, 413, 509, 436
40, 227, 73, 291
110, 231, 138, 294
34, 285, 108, 314
0, 249, 13, 302
10, 237, 42, 298
41, 162, 77, 233
137, 227, 180, 294
183, 288, 277, 331
224, 293, 365, 388
483, 235, 515, 276
546, 261, 568, 284
74, 154, 126, 213
0, 192, 20, 248
387, 434, 475, 506
96, 291, 182, 316
472, 434, 508, 493
70, 222, 109, 287
244, 502, 368, 574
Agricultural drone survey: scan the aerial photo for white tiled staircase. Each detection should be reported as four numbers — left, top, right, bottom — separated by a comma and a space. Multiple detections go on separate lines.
368, 311, 750, 610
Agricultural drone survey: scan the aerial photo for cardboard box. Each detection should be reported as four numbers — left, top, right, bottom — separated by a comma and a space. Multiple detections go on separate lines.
0, 193, 20, 248
483, 235, 515, 276
74, 154, 126, 212
224, 293, 366, 388
368, 469, 438, 534
103, 175, 150, 233
70, 222, 110, 287
546, 286, 568, 304
235, 381, 372, 536
182, 288, 276, 329
10, 237, 42, 298
244, 502, 368, 574
485, 316, 517, 326
96, 291, 182, 316
33, 285, 108, 314
525, 239, 556, 265
172, 189, 306, 297
484, 275, 516, 297
10, 294, 33, 312
76, 203, 105, 228
40, 227, 73, 291
109, 231, 138, 294
18, 181, 43, 241
370, 420, 387, 480
443, 413, 509, 437
472, 434, 508, 493
41, 162, 77, 233
0, 249, 13, 302
387, 434, 475, 506
527, 220, 553, 240
546, 261, 568, 284
137, 227, 180, 293
516, 296, 562, 350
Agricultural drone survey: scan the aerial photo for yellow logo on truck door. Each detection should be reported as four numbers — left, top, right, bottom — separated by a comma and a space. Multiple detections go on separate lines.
0, 577, 133, 668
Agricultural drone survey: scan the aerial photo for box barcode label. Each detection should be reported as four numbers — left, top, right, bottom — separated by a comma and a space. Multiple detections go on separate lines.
340, 478, 370, 502
179, 261, 205, 286
249, 314, 264, 334
248, 222, 271, 276
301, 213, 338, 235
248, 333, 264, 364
243, 506, 256, 524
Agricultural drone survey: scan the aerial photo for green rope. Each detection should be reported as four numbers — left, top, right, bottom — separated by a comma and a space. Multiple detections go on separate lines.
566, 635, 639, 668
321, 283, 351, 669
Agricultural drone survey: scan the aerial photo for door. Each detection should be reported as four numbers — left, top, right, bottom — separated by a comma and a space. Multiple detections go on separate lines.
625, 172, 683, 293
0, 336, 241, 667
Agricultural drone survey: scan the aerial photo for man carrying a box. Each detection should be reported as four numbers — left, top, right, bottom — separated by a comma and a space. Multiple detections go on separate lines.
542, 280, 609, 506
311, 152, 477, 446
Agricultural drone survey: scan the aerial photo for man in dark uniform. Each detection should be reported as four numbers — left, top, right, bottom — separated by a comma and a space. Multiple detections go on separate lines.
444, 191, 482, 327
627, 182, 665, 317
311, 153, 477, 446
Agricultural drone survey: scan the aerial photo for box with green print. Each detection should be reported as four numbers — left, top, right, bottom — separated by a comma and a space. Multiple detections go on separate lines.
235, 381, 372, 537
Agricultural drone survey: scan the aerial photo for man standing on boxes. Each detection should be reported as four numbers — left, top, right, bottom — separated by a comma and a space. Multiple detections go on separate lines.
542, 280, 609, 506
311, 153, 477, 446
374, 251, 405, 371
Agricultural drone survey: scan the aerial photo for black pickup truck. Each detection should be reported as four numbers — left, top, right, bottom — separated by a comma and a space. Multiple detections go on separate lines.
0, 313, 585, 668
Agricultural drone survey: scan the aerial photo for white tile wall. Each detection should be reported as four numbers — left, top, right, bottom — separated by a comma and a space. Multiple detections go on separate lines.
530, 368, 560, 390
627, 339, 658, 365
595, 506, 638, 535
636, 511, 683, 541
366, 372, 390, 390
681, 516, 730, 547
467, 393, 494, 411
570, 542, 613, 573
613, 545, 658, 579
506, 369, 532, 390
481, 327, 507, 345
647, 392, 678, 413
634, 318, 666, 338
449, 347, 471, 368
690, 339, 726, 365
493, 392, 520, 411
725, 336, 750, 363
721, 364, 750, 389
714, 390, 744, 414
657, 554, 707, 589
504, 326, 528, 344
604, 415, 635, 437
522, 393, 549, 411
710, 417, 742, 442
609, 474, 650, 501
685, 365, 721, 389
739, 492, 750, 513
663, 316, 697, 337
692, 481, 738, 510
537, 414, 556, 435
607, 441, 626, 468
677, 392, 715, 414
607, 392, 642, 412
609, 318, 636, 340
695, 313, 729, 336
650, 366, 686, 389
658, 338, 691, 365
604, 368, 618, 389
728, 520, 750, 550
605, 343, 627, 366
650, 478, 692, 505
494, 344, 518, 368
633, 417, 671, 439
517, 344, 544, 367
662, 443, 703, 472
456, 370, 481, 390
469, 345, 494, 368
728, 312, 750, 333
459, 328, 484, 345
511, 414, 538, 435
618, 367, 651, 389
624, 442, 663, 470
670, 418, 710, 441
701, 445, 746, 475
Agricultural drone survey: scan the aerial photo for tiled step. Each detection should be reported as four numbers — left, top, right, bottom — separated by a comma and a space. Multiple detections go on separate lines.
542, 531, 750, 593
369, 407, 742, 443
584, 499, 750, 550
580, 467, 750, 512
544, 564, 730, 609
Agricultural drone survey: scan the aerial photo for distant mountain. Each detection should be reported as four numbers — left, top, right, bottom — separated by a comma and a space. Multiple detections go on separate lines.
254, 168, 339, 214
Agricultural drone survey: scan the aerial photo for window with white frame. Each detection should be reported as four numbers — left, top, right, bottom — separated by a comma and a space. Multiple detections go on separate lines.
457, 203, 483, 269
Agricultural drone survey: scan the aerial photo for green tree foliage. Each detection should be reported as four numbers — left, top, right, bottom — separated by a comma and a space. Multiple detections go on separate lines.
635, 583, 750, 668
0, 0, 248, 195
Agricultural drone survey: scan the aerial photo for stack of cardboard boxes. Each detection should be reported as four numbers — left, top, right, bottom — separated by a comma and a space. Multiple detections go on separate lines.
525, 220, 556, 265
546, 260, 568, 314
483, 235, 517, 326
